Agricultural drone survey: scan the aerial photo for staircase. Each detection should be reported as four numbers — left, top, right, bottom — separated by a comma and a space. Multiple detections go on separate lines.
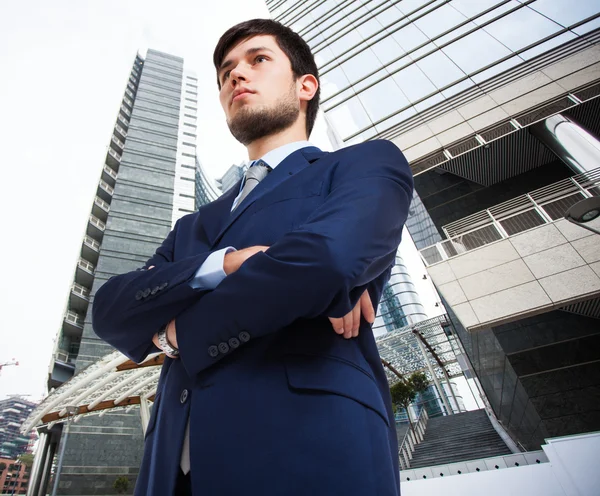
408, 409, 512, 469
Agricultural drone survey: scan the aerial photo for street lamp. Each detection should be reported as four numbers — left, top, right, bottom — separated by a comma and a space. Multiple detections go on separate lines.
51, 405, 78, 496
565, 197, 600, 235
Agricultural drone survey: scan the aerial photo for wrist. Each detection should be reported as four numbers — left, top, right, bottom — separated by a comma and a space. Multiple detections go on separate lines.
157, 325, 179, 356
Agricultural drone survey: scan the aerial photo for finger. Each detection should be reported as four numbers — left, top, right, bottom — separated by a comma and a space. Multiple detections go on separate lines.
360, 291, 375, 324
329, 317, 344, 335
351, 301, 361, 338
343, 312, 353, 339
148, 265, 155, 270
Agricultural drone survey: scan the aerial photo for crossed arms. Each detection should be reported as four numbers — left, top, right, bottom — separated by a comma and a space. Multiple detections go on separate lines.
92, 140, 413, 378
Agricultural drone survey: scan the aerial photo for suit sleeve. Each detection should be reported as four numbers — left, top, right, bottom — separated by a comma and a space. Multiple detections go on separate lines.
176, 140, 414, 377
92, 218, 216, 363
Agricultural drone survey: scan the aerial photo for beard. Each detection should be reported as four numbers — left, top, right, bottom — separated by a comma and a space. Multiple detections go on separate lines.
227, 84, 300, 145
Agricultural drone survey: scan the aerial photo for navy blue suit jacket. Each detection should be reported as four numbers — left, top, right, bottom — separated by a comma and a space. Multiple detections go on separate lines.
93, 139, 413, 495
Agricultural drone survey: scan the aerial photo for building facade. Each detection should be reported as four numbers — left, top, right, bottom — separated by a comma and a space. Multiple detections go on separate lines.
0, 457, 30, 495
44, 48, 202, 494
0, 397, 36, 460
268, 0, 600, 449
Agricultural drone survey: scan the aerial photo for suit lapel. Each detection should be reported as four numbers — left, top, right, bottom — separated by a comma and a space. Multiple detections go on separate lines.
201, 185, 238, 246
211, 146, 325, 248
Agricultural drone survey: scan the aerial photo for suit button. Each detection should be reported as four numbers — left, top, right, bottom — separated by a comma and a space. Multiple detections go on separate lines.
180, 389, 189, 404
218, 342, 230, 354
135, 290, 144, 301
239, 331, 250, 343
228, 337, 240, 349
151, 286, 160, 295
143, 288, 151, 298
159, 282, 168, 290
208, 345, 219, 358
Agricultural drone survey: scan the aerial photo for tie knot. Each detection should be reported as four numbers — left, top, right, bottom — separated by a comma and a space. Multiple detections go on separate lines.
245, 160, 271, 181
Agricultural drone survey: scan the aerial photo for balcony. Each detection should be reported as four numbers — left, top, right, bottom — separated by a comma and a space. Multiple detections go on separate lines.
120, 104, 131, 118
48, 350, 76, 389
75, 258, 95, 288
81, 235, 100, 264
422, 168, 600, 331
117, 113, 129, 129
102, 164, 117, 185
92, 196, 110, 222
106, 147, 121, 169
125, 88, 135, 100
87, 214, 106, 239
127, 81, 136, 94
128, 75, 137, 87
110, 134, 125, 152
62, 310, 84, 337
115, 122, 128, 139
123, 96, 134, 110
97, 179, 114, 203
69, 283, 90, 313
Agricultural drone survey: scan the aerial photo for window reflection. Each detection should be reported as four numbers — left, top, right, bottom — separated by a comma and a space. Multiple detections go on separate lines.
392, 64, 436, 102
339, 48, 382, 83
320, 67, 352, 100
414, 4, 468, 39
359, 78, 410, 122
528, 0, 600, 28
371, 36, 406, 66
327, 96, 373, 139
451, 0, 505, 18
391, 23, 430, 52
442, 29, 512, 74
416, 51, 466, 89
483, 7, 562, 52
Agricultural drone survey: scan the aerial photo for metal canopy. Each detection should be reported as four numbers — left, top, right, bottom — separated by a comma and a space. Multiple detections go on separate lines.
21, 351, 164, 434
23, 315, 464, 433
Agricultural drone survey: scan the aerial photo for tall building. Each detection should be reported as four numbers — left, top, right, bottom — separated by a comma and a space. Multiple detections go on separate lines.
268, 0, 600, 449
195, 157, 221, 208
44, 48, 201, 494
220, 163, 247, 193
0, 397, 36, 459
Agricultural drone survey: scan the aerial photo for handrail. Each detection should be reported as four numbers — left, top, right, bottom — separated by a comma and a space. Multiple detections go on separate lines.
98, 179, 114, 195
64, 311, 83, 327
398, 408, 429, 470
83, 235, 100, 251
111, 135, 125, 149
77, 258, 95, 273
89, 215, 106, 231
71, 283, 90, 298
420, 167, 600, 266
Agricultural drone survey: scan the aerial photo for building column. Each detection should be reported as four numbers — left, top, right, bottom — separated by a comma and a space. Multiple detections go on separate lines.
531, 113, 600, 174
27, 431, 49, 496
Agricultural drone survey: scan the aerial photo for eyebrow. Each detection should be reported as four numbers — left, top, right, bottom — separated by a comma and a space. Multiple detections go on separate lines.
218, 46, 275, 79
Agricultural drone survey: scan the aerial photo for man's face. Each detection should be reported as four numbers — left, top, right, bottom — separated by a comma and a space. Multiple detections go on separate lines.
217, 34, 300, 145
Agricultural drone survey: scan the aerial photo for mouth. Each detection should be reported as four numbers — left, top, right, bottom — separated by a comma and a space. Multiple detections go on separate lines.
231, 90, 254, 105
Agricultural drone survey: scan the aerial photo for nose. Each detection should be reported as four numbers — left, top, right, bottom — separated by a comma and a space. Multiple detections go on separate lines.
229, 64, 248, 87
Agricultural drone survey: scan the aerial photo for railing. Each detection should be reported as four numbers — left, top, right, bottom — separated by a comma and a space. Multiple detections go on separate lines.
89, 215, 106, 231
420, 167, 600, 266
117, 114, 129, 128
120, 104, 131, 117
125, 89, 134, 100
107, 148, 121, 163
71, 283, 90, 299
114, 123, 128, 138
398, 409, 429, 470
127, 82, 136, 93
94, 196, 110, 212
64, 310, 84, 328
98, 179, 114, 195
102, 164, 117, 180
54, 349, 76, 364
123, 96, 133, 109
83, 235, 100, 251
78, 258, 95, 274
111, 135, 125, 149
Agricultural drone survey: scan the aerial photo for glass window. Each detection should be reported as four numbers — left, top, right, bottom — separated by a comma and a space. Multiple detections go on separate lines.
414, 92, 445, 112
314, 46, 336, 68
354, 68, 388, 93
416, 51, 466, 89
359, 78, 411, 122
326, 96, 373, 139
339, 48, 383, 83
414, 4, 469, 39
483, 7, 562, 52
320, 66, 352, 100
356, 18, 385, 40
520, 31, 577, 60
375, 106, 418, 134
371, 36, 406, 66
470, 55, 523, 83
391, 23, 430, 52
451, 0, 507, 18
528, 0, 600, 28
398, 0, 431, 16
442, 29, 512, 74
573, 16, 600, 36
392, 64, 437, 102
329, 29, 363, 57
441, 79, 474, 99
375, 4, 405, 28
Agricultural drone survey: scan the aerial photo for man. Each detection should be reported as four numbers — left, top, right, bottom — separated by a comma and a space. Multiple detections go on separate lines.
93, 18, 413, 496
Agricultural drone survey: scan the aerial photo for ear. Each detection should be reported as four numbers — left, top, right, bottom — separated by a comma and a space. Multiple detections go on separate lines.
297, 74, 319, 106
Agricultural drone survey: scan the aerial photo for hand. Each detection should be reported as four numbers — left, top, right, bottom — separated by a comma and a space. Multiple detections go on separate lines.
329, 290, 375, 339
223, 245, 269, 275
152, 319, 178, 359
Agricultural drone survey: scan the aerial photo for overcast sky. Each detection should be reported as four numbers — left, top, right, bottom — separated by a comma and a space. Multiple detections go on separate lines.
0, 0, 302, 401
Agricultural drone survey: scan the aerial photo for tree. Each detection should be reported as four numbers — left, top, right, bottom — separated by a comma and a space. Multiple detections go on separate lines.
17, 453, 34, 468
389, 371, 430, 432
113, 476, 130, 494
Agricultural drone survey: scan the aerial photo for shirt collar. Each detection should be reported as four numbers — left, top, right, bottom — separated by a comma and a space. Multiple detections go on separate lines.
241, 140, 314, 170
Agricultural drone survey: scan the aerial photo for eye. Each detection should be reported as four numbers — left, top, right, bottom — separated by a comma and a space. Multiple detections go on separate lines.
255, 55, 268, 63
222, 70, 231, 83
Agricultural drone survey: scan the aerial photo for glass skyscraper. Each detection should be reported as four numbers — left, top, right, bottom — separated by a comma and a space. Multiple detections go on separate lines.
44, 48, 203, 494
268, 0, 600, 450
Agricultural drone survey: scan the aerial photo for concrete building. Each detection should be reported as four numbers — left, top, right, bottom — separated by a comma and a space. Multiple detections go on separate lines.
0, 397, 36, 460
220, 163, 247, 194
267, 0, 600, 450
43, 48, 202, 494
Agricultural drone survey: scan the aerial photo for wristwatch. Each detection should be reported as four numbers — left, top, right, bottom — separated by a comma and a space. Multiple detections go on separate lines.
157, 325, 179, 356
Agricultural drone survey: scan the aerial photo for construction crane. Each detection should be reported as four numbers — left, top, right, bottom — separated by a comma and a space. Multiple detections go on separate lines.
0, 359, 19, 376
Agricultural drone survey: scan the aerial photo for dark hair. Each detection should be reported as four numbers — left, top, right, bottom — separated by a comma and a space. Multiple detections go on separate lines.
213, 18, 320, 137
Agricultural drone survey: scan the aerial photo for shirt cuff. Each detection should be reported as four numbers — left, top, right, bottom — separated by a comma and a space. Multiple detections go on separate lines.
189, 247, 236, 290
